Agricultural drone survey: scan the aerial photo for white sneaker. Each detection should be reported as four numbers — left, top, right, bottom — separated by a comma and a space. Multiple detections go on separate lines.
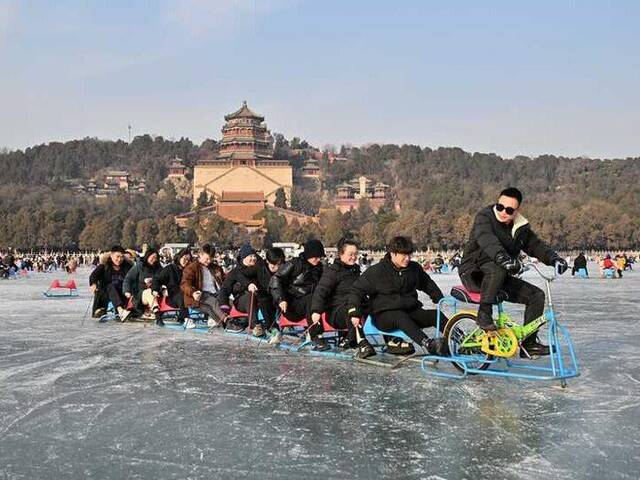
268, 329, 282, 345
207, 317, 220, 328
118, 307, 131, 322
184, 318, 196, 329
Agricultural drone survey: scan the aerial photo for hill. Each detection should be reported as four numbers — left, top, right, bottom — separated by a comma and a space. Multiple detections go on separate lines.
1, 137, 638, 250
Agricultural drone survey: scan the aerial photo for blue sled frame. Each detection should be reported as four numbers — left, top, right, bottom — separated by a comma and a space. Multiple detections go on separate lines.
421, 295, 580, 387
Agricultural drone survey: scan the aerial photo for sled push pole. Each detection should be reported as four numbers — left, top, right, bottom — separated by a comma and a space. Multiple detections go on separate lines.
421, 262, 580, 387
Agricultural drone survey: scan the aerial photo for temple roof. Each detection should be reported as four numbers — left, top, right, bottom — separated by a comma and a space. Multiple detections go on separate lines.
105, 170, 129, 177
224, 101, 265, 122
169, 159, 185, 168
219, 191, 266, 202
216, 151, 273, 161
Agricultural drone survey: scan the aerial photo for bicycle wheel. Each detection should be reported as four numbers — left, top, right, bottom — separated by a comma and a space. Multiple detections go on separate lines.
443, 312, 493, 374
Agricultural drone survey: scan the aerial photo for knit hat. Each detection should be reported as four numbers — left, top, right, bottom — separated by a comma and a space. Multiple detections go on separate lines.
303, 239, 325, 259
238, 244, 256, 261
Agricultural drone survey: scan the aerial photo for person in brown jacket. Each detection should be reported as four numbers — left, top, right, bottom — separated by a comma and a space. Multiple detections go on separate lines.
180, 244, 231, 329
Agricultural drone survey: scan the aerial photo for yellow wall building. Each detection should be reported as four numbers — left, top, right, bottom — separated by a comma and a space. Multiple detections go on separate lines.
193, 102, 293, 206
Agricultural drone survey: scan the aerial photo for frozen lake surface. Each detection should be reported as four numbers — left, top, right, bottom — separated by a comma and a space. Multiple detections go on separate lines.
1, 264, 639, 479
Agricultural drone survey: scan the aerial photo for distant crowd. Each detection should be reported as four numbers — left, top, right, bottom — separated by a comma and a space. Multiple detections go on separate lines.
0, 248, 636, 280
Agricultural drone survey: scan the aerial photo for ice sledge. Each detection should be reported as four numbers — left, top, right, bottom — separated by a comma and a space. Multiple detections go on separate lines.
43, 279, 79, 298
422, 262, 580, 387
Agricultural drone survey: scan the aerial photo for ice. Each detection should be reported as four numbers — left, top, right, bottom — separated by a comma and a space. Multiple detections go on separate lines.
0, 264, 639, 479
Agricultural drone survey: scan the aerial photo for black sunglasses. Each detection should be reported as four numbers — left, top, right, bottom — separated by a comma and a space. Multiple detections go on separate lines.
495, 203, 517, 215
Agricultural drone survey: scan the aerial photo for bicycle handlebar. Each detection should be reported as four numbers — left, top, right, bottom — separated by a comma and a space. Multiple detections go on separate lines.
520, 261, 557, 282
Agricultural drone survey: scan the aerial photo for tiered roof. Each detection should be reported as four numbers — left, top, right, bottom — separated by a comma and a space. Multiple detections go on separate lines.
224, 100, 264, 122
216, 101, 275, 164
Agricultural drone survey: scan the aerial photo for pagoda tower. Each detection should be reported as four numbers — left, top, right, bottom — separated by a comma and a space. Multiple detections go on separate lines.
217, 101, 274, 166
193, 102, 293, 207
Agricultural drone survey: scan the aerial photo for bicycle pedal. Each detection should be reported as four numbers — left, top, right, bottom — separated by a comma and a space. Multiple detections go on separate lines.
480, 328, 518, 357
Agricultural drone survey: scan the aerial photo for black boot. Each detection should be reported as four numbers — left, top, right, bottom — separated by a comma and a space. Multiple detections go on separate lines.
520, 336, 550, 357
420, 337, 448, 356
311, 338, 331, 351
307, 322, 323, 339
338, 337, 357, 349
476, 309, 497, 331
155, 311, 165, 327
355, 339, 376, 359
385, 337, 415, 355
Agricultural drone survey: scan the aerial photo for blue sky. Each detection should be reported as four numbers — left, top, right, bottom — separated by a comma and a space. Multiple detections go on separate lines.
0, 0, 638, 158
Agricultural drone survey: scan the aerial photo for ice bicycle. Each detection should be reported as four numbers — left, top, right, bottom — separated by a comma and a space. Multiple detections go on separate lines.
422, 262, 580, 387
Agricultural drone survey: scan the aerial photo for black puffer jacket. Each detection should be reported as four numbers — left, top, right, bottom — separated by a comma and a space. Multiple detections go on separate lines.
460, 205, 557, 275
269, 254, 323, 304
218, 257, 273, 306
311, 259, 360, 315
89, 256, 132, 292
347, 254, 443, 317
152, 263, 183, 298
124, 250, 162, 295
573, 253, 587, 270
123, 250, 162, 310
152, 248, 191, 298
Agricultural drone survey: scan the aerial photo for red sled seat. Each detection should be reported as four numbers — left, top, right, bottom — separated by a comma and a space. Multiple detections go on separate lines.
229, 306, 248, 318
450, 285, 508, 304
277, 312, 341, 333
321, 314, 346, 333
278, 313, 308, 329
158, 296, 179, 313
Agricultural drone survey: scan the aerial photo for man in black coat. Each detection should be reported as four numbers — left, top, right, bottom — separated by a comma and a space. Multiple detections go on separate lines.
89, 245, 132, 319
269, 239, 325, 343
311, 238, 375, 358
152, 247, 192, 326
218, 244, 277, 336
347, 236, 448, 356
459, 187, 568, 356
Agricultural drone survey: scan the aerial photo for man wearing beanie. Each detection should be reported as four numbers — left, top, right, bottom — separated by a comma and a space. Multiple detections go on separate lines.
218, 244, 277, 337
269, 238, 327, 349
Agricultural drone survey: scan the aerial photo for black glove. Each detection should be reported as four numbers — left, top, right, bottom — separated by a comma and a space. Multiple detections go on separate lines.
495, 252, 522, 275
552, 257, 568, 275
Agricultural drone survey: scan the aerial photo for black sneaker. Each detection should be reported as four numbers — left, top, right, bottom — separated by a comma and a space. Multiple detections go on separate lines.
476, 310, 497, 331
338, 337, 357, 349
355, 340, 376, 359
386, 338, 415, 356
311, 339, 331, 351
307, 322, 324, 339
421, 337, 448, 356
155, 318, 165, 327
520, 337, 551, 357
225, 318, 246, 333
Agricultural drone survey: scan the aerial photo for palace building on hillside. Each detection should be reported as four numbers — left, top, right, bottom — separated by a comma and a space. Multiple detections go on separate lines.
168, 157, 187, 179
334, 175, 394, 213
193, 102, 293, 211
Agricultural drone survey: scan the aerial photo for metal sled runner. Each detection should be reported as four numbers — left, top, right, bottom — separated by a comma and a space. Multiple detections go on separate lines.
421, 262, 580, 387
